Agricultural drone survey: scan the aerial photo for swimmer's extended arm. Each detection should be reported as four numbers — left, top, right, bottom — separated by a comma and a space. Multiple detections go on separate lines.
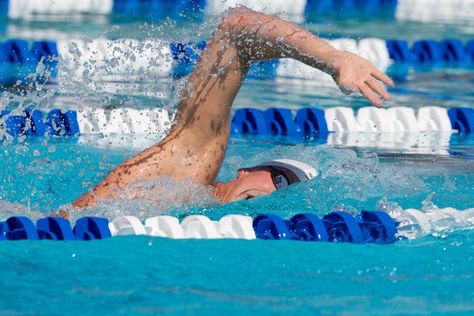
219, 8, 393, 106
72, 7, 393, 208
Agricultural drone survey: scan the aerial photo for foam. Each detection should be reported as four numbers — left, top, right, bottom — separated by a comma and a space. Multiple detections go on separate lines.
75, 106, 172, 136
391, 206, 474, 239
57, 38, 173, 82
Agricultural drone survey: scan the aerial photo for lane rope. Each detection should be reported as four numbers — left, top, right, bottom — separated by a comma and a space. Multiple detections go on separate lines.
0, 211, 401, 244
1, 106, 472, 138
1, 38, 473, 85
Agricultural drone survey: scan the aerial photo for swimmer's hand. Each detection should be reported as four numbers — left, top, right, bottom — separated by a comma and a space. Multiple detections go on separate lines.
221, 7, 393, 107
326, 51, 394, 107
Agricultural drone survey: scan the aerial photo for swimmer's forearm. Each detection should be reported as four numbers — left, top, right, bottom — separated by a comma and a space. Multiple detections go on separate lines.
73, 161, 135, 207
224, 8, 338, 73
72, 187, 104, 208
224, 7, 393, 106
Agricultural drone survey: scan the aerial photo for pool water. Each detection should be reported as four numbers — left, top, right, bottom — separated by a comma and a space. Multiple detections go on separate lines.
0, 135, 472, 314
1, 3, 474, 315
0, 232, 473, 315
0, 135, 473, 215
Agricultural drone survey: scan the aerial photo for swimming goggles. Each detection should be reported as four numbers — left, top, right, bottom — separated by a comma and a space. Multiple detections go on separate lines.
270, 167, 290, 190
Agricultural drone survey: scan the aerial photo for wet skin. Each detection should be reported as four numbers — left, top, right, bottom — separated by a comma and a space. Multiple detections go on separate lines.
213, 168, 277, 203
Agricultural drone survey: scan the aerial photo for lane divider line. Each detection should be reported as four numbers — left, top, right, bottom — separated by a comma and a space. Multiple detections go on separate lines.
1, 38, 473, 85
0, 211, 400, 244
0, 106, 472, 138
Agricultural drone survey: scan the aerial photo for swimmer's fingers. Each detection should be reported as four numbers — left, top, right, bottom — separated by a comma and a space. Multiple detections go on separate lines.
366, 78, 390, 101
339, 85, 354, 96
358, 82, 383, 107
372, 69, 394, 87
331, 51, 394, 106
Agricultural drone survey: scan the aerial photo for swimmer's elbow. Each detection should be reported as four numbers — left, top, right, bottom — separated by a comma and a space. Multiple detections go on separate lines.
220, 6, 259, 33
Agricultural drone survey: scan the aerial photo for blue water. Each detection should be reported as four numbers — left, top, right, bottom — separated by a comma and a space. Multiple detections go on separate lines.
0, 135, 473, 214
1, 4, 474, 315
0, 233, 473, 315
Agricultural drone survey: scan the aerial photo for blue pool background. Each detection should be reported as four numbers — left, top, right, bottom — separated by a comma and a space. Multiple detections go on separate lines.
1, 232, 473, 315
1, 1, 474, 315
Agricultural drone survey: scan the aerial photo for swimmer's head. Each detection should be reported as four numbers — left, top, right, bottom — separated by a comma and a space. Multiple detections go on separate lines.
213, 159, 317, 203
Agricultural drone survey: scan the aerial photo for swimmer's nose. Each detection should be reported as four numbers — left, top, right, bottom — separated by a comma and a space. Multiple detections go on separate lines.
237, 169, 249, 177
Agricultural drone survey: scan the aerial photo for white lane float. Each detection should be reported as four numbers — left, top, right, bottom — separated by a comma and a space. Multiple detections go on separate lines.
144, 216, 184, 239
57, 38, 173, 81
218, 215, 256, 239
7, 0, 114, 19
181, 215, 222, 239
325, 107, 362, 133
418, 107, 453, 131
106, 214, 256, 240
75, 107, 172, 135
109, 216, 147, 236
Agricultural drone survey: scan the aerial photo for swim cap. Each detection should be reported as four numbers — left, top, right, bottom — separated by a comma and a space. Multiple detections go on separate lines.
257, 159, 317, 188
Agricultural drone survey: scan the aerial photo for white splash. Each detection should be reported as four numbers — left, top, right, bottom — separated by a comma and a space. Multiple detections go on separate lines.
378, 197, 474, 239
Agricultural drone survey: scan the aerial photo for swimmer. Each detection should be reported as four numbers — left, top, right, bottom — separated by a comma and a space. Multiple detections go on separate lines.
72, 7, 393, 208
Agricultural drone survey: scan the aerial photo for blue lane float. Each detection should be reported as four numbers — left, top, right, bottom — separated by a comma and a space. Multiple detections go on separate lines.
264, 108, 302, 137
0, 210, 399, 243
0, 109, 79, 137
290, 213, 329, 241
36, 217, 75, 240
230, 108, 269, 135
111, 0, 206, 21
169, 41, 206, 78
448, 107, 474, 134
0, 216, 112, 241
2, 216, 39, 240
359, 211, 397, 244
252, 211, 397, 244
294, 108, 329, 137
1, 106, 473, 138
73, 217, 112, 240
0, 39, 58, 85
387, 39, 473, 64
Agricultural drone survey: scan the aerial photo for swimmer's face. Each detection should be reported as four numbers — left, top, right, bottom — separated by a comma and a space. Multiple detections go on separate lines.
213, 167, 277, 203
